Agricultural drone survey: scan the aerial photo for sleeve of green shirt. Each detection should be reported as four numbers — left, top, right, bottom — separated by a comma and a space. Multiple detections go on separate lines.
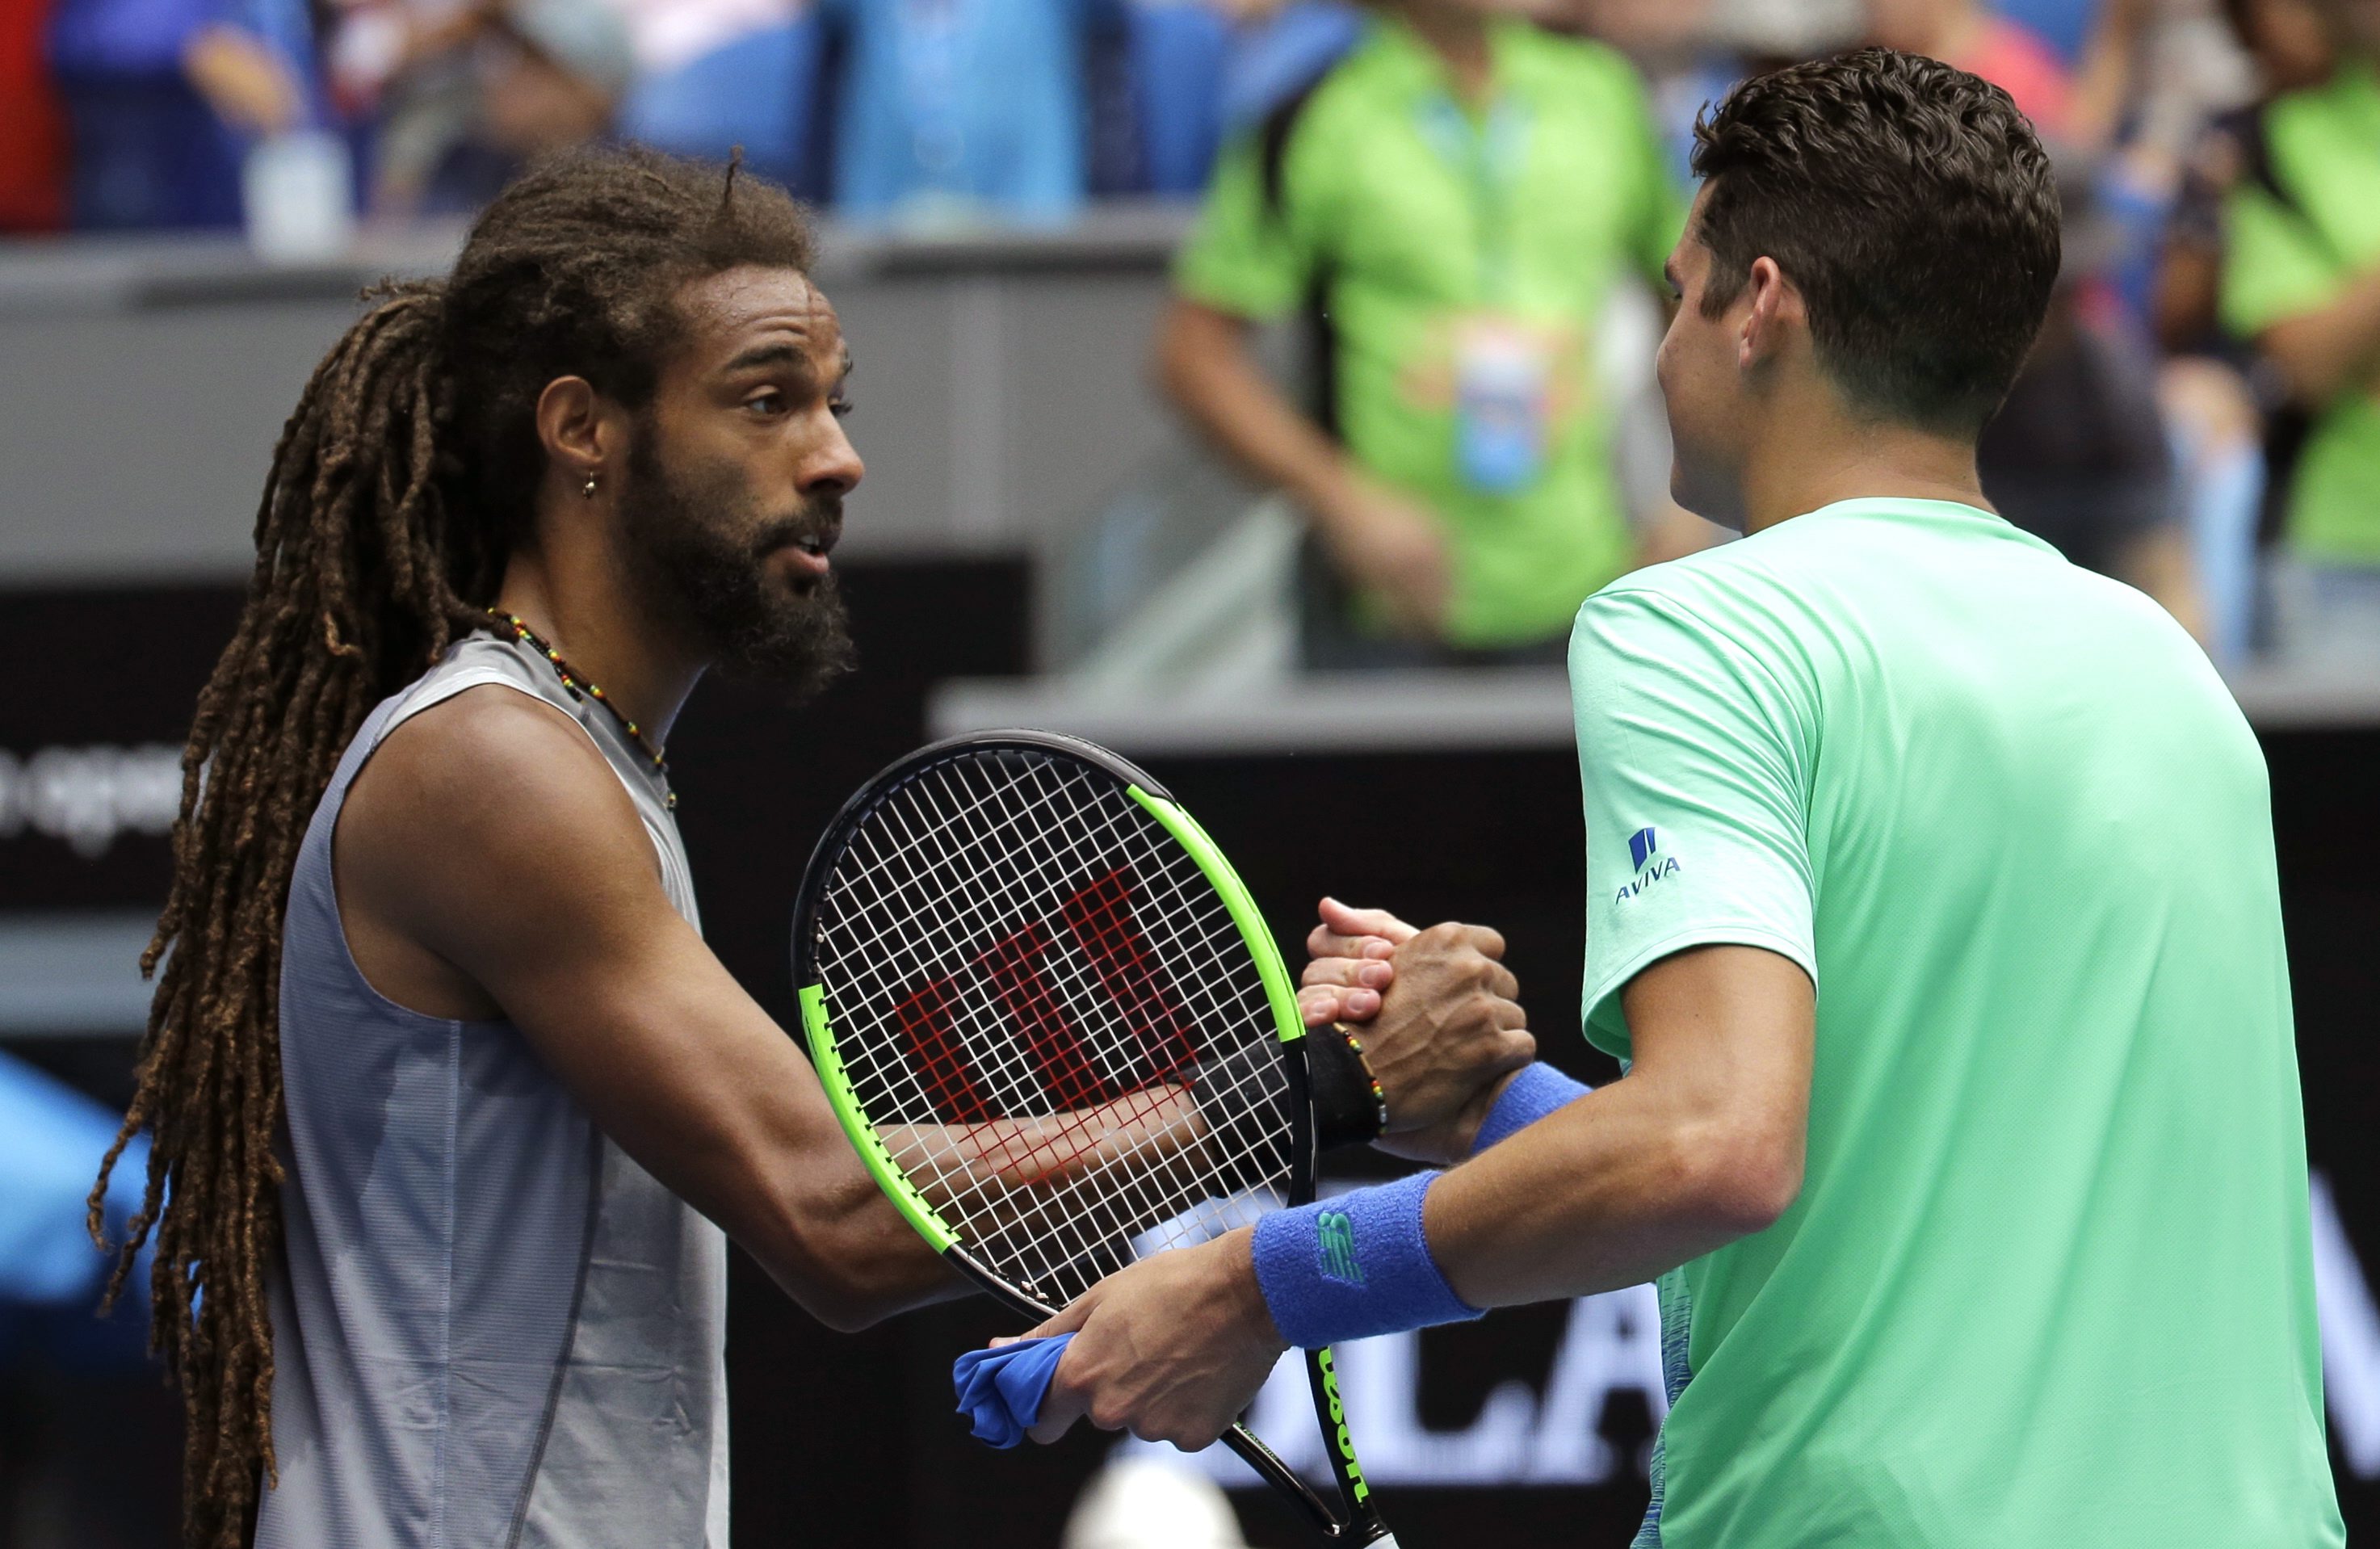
1572, 587, 1818, 1058
1173, 128, 1320, 322
2220, 180, 2344, 338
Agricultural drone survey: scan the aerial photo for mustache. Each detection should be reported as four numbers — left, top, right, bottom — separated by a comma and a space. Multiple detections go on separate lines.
752, 497, 844, 557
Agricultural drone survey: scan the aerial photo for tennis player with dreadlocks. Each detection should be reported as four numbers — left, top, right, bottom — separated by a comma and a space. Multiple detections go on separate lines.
83, 148, 1533, 1549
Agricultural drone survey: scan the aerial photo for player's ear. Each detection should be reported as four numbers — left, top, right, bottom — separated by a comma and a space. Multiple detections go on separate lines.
534, 376, 621, 493
1736, 256, 1794, 373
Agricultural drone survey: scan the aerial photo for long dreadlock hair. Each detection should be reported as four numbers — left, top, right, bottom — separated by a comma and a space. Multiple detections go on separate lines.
86, 146, 816, 1549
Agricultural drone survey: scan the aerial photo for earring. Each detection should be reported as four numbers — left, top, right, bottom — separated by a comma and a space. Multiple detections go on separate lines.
581, 468, 600, 499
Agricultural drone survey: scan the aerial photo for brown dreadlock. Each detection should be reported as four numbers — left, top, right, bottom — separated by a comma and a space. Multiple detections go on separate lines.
86, 145, 816, 1549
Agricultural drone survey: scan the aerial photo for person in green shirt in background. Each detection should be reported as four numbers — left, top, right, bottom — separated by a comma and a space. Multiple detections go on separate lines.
1156, 0, 1686, 666
1018, 46, 2345, 1549
2222, 0, 2380, 665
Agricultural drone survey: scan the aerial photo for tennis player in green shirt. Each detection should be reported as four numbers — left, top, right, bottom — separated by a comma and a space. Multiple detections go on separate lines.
1020, 47, 2346, 1547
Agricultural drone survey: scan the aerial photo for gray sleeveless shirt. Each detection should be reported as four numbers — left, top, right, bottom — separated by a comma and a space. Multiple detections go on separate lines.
258, 634, 729, 1549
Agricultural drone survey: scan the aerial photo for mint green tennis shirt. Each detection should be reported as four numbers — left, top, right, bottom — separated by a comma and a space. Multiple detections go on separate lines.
1570, 498, 2341, 1547
1175, 19, 1681, 647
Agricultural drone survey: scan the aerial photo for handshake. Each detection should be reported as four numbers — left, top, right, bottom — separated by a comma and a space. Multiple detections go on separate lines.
1291, 897, 1535, 1166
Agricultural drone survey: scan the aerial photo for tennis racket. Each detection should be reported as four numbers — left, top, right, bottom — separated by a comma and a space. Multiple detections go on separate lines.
792, 728, 1396, 1545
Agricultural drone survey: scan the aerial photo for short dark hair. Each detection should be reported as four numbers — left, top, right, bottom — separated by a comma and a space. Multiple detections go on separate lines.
1690, 48, 2060, 435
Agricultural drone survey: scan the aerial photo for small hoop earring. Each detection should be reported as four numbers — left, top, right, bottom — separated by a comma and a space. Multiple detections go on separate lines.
581, 468, 600, 499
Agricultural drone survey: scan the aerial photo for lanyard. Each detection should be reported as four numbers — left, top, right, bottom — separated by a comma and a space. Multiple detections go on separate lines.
1421, 94, 1526, 303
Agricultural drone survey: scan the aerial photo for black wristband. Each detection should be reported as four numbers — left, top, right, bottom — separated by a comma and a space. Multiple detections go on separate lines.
1307, 1022, 1389, 1150
1188, 1038, 1295, 1187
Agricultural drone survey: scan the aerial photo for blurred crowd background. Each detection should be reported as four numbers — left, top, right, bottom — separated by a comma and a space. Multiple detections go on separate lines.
6, 0, 2380, 671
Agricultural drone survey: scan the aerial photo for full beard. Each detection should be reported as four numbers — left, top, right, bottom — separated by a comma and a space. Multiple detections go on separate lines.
620, 439, 856, 702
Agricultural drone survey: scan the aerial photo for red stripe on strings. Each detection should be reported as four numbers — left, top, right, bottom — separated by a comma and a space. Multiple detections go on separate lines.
891, 977, 993, 1124
1062, 865, 1200, 1085
982, 921, 1115, 1112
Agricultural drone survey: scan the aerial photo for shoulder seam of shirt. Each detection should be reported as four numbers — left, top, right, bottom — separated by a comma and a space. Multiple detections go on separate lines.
1580, 581, 1820, 795
1581, 579, 1811, 730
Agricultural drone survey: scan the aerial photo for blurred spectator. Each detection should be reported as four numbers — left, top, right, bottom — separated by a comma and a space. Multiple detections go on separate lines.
1982, 160, 2208, 641
47, 0, 321, 228
2160, 0, 2336, 354
822, 0, 1087, 229
1868, 0, 2080, 137
2153, 0, 2333, 663
332, 0, 632, 216
1124, 0, 1232, 195
2000, 0, 2104, 60
0, 0, 69, 229
1157, 1, 1683, 667
1217, 0, 1362, 131
2217, 0, 2380, 665
614, 0, 825, 193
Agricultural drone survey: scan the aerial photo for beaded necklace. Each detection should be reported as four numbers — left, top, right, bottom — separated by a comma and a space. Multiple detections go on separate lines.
485, 609, 677, 809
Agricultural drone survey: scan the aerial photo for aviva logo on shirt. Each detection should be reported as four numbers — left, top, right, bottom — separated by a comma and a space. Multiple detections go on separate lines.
1615, 826, 1681, 905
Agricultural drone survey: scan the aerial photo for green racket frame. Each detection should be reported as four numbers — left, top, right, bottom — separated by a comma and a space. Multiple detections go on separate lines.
792, 729, 1394, 1546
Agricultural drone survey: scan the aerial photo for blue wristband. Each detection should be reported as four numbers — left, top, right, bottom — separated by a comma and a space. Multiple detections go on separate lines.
1250, 1171, 1482, 1349
1471, 1063, 1591, 1156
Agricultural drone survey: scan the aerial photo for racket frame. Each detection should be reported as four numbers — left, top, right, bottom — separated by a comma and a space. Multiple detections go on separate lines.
792, 729, 1391, 1545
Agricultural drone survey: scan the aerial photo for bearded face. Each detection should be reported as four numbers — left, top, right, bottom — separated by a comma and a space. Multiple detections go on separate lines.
619, 416, 855, 701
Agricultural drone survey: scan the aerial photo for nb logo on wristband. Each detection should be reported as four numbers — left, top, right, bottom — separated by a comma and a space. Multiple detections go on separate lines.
1317, 1211, 1365, 1287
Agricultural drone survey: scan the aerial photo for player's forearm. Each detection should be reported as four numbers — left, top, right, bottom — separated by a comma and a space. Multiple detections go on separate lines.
1154, 298, 1363, 535
741, 1148, 969, 1330
1426, 1073, 1802, 1308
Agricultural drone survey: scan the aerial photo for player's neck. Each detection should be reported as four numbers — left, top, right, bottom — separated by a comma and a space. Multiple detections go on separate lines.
492, 536, 705, 747
1736, 412, 1991, 537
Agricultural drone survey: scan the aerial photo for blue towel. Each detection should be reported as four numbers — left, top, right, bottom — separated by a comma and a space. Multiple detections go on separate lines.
952, 1333, 1074, 1448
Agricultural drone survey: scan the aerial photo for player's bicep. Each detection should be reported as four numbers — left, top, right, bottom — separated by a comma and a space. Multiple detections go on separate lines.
363, 698, 848, 1237
1620, 944, 1814, 1224
489, 907, 840, 1221
1570, 591, 1817, 1055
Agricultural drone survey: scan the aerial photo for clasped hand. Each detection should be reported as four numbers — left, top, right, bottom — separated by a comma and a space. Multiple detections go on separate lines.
1296, 897, 1533, 1164
1014, 899, 1530, 1449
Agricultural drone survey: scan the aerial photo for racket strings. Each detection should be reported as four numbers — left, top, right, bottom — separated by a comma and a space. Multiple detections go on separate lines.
812, 749, 1294, 1307
837, 833, 1281, 1294
836, 758, 1287, 1276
